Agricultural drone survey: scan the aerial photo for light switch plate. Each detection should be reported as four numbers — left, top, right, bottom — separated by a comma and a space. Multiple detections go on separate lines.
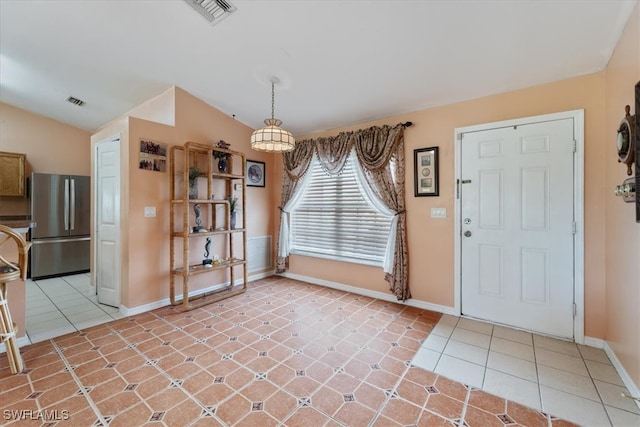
430, 207, 446, 219
144, 207, 156, 217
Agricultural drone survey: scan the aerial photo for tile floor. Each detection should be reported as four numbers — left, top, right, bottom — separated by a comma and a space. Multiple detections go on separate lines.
25, 273, 124, 343
2, 276, 638, 426
1, 276, 582, 426
412, 315, 640, 426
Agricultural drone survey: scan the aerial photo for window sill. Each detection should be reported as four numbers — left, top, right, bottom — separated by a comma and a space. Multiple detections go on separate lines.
290, 249, 383, 268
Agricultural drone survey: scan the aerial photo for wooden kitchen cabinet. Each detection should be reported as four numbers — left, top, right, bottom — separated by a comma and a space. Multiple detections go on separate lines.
0, 152, 26, 197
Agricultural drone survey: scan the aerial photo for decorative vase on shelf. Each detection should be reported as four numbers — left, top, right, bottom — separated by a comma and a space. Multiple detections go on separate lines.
230, 211, 236, 230
217, 157, 228, 173
188, 179, 198, 199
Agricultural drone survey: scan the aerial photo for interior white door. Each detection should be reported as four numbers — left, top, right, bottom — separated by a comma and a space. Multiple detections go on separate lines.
96, 137, 121, 308
460, 119, 575, 338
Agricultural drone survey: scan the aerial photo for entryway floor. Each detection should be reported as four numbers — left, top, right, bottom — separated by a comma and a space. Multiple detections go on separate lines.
25, 273, 124, 343
411, 315, 640, 426
10, 275, 640, 426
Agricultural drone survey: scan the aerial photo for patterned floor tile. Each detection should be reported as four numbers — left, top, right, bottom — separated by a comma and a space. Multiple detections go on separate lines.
0, 277, 583, 426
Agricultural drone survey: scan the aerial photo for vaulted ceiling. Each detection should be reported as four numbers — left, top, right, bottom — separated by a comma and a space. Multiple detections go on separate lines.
0, 1, 636, 135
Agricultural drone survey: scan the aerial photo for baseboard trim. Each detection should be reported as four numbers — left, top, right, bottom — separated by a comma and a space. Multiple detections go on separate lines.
120, 271, 275, 317
588, 336, 640, 410
601, 340, 640, 410
583, 336, 605, 349
279, 272, 456, 316
0, 336, 32, 354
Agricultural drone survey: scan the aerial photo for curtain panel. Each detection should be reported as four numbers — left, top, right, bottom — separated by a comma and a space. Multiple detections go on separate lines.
276, 124, 410, 301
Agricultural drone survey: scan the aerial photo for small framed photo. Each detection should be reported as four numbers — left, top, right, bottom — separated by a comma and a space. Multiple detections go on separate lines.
246, 160, 265, 187
414, 147, 439, 196
139, 139, 167, 172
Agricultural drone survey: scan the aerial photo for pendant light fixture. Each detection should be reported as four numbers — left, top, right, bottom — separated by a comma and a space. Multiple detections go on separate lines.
250, 77, 295, 152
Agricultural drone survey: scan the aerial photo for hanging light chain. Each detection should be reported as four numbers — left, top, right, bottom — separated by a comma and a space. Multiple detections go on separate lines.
271, 79, 275, 120
250, 76, 295, 152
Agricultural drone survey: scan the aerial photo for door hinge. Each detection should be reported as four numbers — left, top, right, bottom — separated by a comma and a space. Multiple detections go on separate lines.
572, 140, 577, 153
457, 133, 463, 141
572, 222, 577, 234
573, 303, 577, 317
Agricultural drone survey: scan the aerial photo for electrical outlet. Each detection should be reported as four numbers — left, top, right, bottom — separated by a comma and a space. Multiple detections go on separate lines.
430, 207, 446, 219
144, 207, 156, 217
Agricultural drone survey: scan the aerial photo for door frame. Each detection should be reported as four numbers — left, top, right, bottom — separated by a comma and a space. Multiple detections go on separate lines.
92, 134, 122, 307
453, 110, 585, 343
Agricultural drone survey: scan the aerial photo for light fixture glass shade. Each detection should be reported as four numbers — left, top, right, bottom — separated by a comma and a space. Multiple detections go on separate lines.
250, 118, 295, 152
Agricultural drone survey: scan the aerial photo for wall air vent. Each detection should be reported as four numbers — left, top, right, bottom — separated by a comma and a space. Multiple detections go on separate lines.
183, 0, 237, 26
66, 96, 84, 106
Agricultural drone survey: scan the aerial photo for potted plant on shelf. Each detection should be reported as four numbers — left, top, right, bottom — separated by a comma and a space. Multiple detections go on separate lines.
188, 166, 201, 199
226, 195, 238, 229
213, 140, 231, 173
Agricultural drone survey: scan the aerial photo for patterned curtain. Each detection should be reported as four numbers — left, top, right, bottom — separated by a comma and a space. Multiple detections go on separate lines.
276, 140, 315, 272
352, 125, 409, 300
277, 124, 410, 300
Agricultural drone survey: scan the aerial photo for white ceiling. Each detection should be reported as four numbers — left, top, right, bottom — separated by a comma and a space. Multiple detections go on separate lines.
0, 1, 637, 136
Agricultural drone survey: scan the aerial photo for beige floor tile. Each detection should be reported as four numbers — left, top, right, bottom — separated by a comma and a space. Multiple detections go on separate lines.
490, 336, 535, 362
486, 351, 537, 382
443, 339, 488, 366
540, 385, 610, 426
492, 325, 533, 346
535, 347, 589, 377
537, 365, 599, 401
434, 354, 485, 388
585, 359, 625, 386
456, 318, 493, 335
483, 368, 541, 411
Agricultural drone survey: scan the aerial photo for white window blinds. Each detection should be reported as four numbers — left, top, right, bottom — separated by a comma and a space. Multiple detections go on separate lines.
290, 154, 392, 266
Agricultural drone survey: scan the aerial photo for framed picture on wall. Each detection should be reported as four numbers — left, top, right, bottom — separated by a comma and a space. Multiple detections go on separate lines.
139, 139, 167, 172
414, 147, 439, 197
246, 160, 265, 187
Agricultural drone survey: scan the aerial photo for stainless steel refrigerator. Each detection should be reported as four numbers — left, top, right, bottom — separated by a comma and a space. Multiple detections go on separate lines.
30, 173, 91, 279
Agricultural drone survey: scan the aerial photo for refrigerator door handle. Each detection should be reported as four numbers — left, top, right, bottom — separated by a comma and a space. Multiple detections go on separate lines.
64, 178, 70, 231
70, 178, 76, 231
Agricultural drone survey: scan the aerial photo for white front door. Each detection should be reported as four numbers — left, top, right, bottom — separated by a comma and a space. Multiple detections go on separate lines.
95, 137, 121, 308
460, 118, 576, 339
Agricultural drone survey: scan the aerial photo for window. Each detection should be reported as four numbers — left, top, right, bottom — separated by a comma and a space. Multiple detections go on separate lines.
290, 154, 392, 266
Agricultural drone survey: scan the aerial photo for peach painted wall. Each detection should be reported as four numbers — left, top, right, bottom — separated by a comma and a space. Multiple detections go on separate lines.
92, 87, 276, 309
604, 3, 640, 388
0, 102, 92, 215
116, 86, 175, 129
283, 72, 607, 339
1, 102, 91, 340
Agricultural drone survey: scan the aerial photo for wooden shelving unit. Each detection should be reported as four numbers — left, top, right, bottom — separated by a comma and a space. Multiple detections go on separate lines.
169, 141, 247, 310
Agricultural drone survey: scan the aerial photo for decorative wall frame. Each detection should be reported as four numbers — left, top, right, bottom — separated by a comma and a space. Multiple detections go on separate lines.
414, 147, 439, 197
635, 80, 640, 224
246, 160, 265, 187
616, 105, 635, 176
139, 139, 167, 172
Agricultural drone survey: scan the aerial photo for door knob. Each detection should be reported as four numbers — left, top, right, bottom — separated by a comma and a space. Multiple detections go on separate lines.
464, 230, 472, 237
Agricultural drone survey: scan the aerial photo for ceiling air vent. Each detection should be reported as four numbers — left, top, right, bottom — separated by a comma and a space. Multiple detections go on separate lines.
183, 0, 237, 26
66, 96, 84, 106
